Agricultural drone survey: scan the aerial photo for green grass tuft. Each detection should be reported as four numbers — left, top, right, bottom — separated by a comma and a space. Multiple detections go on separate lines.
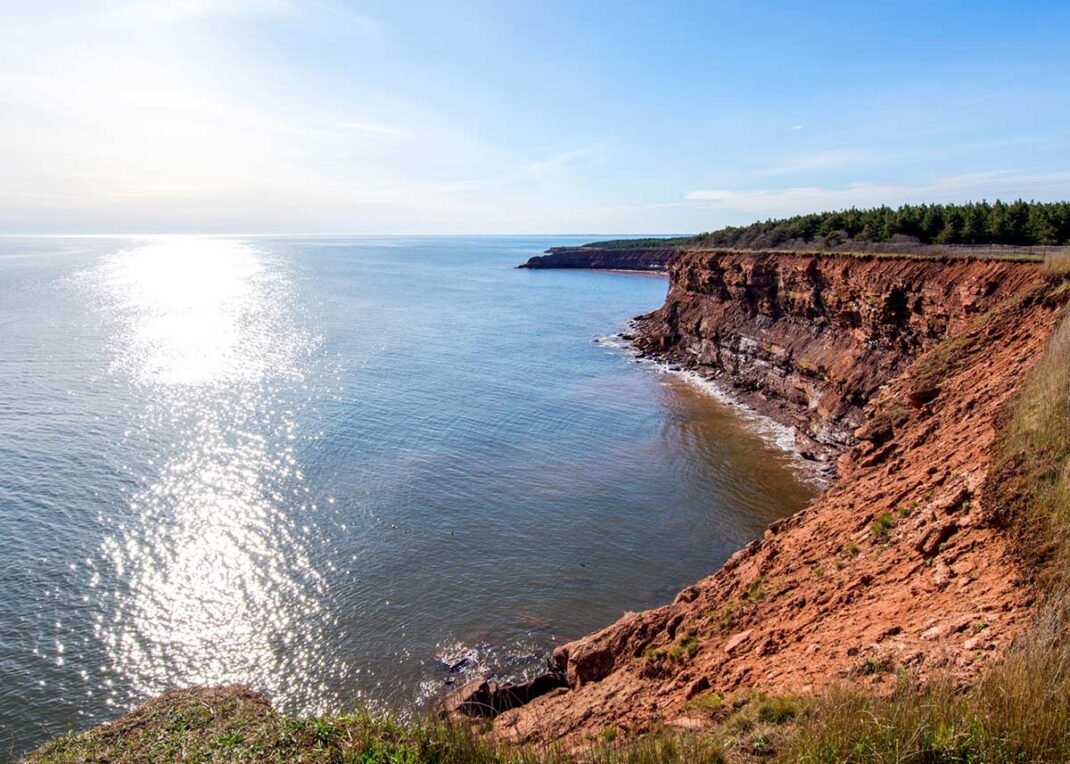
870, 512, 895, 539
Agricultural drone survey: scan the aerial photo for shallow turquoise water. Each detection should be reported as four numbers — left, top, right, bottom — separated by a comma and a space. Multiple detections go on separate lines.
0, 235, 815, 757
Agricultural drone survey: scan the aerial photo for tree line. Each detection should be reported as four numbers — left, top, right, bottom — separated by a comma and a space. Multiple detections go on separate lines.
589, 200, 1070, 250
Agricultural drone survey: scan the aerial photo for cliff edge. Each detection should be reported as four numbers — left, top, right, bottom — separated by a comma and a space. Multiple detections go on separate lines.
633, 251, 1046, 465
494, 251, 1066, 746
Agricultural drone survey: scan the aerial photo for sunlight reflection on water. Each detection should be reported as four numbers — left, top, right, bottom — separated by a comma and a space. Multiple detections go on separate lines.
89, 238, 345, 710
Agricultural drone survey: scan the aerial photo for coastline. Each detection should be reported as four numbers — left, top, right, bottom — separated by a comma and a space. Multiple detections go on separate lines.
486, 249, 1063, 746
438, 315, 827, 724
517, 247, 678, 272
599, 268, 668, 277
20, 244, 1070, 759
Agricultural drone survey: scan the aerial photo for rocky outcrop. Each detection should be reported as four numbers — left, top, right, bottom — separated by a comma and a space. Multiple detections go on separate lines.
495, 253, 1066, 746
444, 671, 568, 718
633, 251, 1046, 465
518, 247, 677, 271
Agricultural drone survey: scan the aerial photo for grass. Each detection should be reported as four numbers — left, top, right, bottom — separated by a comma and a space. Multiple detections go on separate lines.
790, 611, 1070, 762
741, 574, 768, 603
870, 512, 895, 539
26, 686, 817, 763
713, 600, 741, 631
1045, 250, 1070, 276
642, 627, 702, 675
717, 693, 808, 758
690, 692, 724, 712
671, 628, 701, 659
24, 686, 729, 764
755, 696, 805, 725
858, 656, 896, 677
1000, 301, 1070, 541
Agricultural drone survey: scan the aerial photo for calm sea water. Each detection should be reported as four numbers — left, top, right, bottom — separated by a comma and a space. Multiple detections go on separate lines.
0, 236, 816, 758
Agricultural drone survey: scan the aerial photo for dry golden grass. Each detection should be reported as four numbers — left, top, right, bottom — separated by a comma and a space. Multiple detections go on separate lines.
1045, 250, 1070, 276
789, 607, 1070, 763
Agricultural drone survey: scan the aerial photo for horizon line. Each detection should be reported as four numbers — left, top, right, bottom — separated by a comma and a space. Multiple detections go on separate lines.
0, 232, 692, 239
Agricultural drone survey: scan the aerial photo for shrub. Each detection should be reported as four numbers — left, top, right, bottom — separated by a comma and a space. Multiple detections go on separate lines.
756, 695, 804, 725
689, 692, 724, 712
870, 512, 895, 538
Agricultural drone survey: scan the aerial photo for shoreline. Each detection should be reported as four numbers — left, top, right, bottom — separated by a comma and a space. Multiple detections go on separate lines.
437, 315, 829, 718
519, 265, 668, 276
596, 325, 833, 485
599, 268, 668, 277
435, 318, 824, 710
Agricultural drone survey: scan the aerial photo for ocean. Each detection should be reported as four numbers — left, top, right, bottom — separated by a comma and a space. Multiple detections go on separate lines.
0, 235, 816, 758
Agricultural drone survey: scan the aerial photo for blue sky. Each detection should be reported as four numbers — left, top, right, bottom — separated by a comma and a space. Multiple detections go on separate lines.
1, 0, 1068, 234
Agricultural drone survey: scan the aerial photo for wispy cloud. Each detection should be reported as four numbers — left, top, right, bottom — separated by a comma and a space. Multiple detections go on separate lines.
685, 172, 1070, 217
101, 0, 298, 28
341, 120, 410, 138
524, 144, 607, 182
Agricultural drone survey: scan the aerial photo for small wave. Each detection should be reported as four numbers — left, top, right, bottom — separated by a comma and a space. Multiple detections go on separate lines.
592, 333, 627, 349
415, 638, 550, 708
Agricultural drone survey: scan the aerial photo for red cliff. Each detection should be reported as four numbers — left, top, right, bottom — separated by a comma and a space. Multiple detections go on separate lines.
494, 251, 1065, 746
633, 251, 1045, 465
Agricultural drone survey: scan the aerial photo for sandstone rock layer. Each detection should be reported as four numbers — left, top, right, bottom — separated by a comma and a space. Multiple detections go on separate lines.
634, 251, 1047, 463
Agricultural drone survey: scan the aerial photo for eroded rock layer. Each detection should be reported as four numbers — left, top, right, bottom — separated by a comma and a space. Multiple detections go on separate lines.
495, 252, 1064, 746
633, 251, 1046, 464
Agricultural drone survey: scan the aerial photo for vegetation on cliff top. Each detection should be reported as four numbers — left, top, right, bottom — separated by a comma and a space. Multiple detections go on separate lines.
586, 200, 1070, 251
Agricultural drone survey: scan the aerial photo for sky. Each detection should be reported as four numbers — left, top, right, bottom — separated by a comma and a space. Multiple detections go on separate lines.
1, 0, 1068, 234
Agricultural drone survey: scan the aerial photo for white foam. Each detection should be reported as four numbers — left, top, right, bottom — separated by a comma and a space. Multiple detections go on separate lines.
596, 327, 829, 485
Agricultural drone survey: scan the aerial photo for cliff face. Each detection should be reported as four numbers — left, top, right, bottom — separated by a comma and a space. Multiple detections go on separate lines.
496, 252, 1065, 746
633, 251, 1046, 465
519, 247, 677, 271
